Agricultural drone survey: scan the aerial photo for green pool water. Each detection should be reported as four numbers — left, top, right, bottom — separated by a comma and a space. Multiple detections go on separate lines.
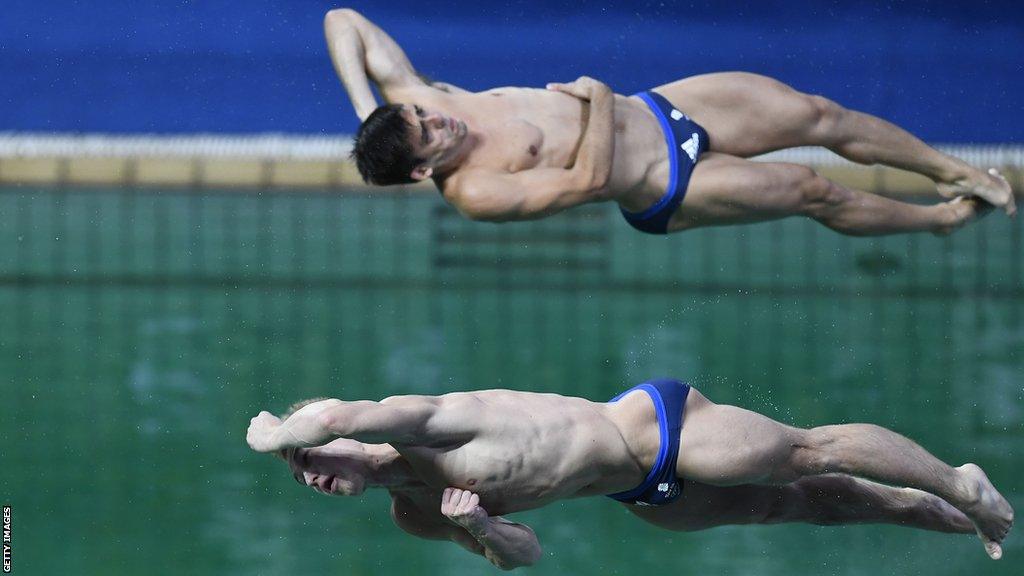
0, 187, 1020, 575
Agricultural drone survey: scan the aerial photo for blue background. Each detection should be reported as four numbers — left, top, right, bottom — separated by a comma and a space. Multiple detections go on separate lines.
2, 1, 1022, 141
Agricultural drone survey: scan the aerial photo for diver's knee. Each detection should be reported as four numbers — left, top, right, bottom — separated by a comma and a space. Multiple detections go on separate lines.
787, 428, 844, 477
756, 486, 797, 524
798, 172, 853, 219
805, 95, 846, 136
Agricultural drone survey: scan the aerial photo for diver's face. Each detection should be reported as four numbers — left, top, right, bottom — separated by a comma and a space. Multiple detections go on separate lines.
405, 104, 467, 176
286, 438, 370, 497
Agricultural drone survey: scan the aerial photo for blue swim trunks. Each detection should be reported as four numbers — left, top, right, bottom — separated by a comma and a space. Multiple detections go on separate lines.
621, 91, 710, 235
606, 378, 691, 507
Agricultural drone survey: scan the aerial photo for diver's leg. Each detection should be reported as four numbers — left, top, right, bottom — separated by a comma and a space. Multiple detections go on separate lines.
769, 475, 974, 533
627, 477, 973, 534
655, 72, 1014, 214
673, 152, 984, 236
676, 387, 1013, 558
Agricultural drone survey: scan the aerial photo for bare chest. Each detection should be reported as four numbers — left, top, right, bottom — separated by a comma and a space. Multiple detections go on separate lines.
472, 116, 546, 173
456, 89, 586, 173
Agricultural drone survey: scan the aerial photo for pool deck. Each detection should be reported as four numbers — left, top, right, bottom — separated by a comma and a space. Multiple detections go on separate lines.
0, 134, 1021, 196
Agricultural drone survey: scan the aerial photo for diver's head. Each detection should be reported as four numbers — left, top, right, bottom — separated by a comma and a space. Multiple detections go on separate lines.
352, 103, 468, 184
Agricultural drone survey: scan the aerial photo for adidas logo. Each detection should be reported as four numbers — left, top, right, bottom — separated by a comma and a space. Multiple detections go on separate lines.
670, 108, 692, 122
681, 133, 700, 162
658, 482, 680, 499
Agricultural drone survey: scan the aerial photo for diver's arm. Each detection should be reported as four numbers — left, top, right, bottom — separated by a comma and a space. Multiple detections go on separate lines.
447, 165, 604, 222
323, 8, 425, 120
246, 397, 437, 452
547, 76, 615, 194
431, 81, 472, 95
441, 488, 543, 570
391, 492, 542, 571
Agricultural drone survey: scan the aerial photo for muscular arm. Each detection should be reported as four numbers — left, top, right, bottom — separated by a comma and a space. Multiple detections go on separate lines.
392, 491, 543, 571
323, 8, 426, 120
450, 77, 615, 222
430, 81, 472, 95
247, 396, 438, 452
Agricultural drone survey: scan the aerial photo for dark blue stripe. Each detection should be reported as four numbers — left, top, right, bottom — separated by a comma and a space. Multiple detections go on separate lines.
606, 383, 669, 501
620, 92, 679, 220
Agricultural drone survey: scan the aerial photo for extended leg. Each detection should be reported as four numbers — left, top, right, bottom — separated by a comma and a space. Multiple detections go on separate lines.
676, 388, 1014, 558
629, 476, 974, 534
676, 152, 985, 236
770, 475, 973, 534
655, 72, 1015, 215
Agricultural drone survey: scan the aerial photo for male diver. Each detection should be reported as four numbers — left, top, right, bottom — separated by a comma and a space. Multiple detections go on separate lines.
328, 8, 1015, 237
246, 379, 1013, 569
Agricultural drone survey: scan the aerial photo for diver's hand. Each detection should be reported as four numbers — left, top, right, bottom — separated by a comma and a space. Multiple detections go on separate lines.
441, 487, 490, 534
546, 76, 610, 101
246, 411, 283, 452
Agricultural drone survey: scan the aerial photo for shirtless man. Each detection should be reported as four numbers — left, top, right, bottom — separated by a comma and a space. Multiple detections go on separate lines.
246, 379, 1013, 570
327, 9, 1015, 237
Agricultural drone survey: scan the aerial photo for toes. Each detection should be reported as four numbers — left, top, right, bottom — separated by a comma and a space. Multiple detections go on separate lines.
987, 168, 1010, 189
985, 168, 1016, 215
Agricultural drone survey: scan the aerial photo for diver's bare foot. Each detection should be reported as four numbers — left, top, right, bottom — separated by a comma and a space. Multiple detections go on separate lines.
937, 168, 1016, 217
932, 197, 991, 236
957, 463, 1014, 560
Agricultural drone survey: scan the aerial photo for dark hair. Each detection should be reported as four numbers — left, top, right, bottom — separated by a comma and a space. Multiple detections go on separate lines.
351, 104, 422, 185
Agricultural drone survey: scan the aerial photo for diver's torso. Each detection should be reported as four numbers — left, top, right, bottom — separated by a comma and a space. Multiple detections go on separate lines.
394, 389, 660, 515
406, 86, 670, 206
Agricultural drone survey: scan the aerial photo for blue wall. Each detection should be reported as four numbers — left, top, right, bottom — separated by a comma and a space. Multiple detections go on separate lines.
3, 1, 1022, 141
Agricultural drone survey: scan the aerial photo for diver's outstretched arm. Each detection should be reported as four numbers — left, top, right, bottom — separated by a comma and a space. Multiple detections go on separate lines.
247, 396, 439, 451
